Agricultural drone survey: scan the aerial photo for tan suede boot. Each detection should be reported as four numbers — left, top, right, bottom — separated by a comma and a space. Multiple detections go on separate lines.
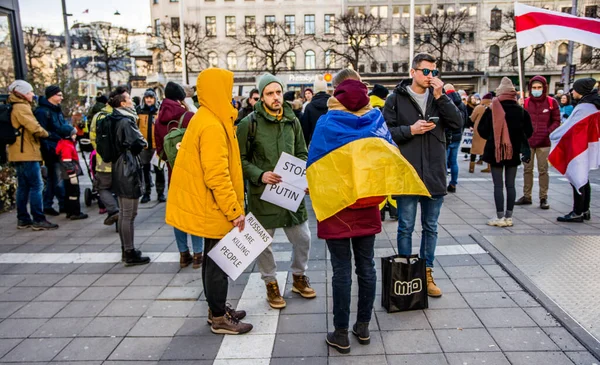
292, 275, 317, 298
468, 161, 475, 173
266, 281, 286, 309
426, 268, 442, 297
211, 312, 253, 335
481, 164, 491, 173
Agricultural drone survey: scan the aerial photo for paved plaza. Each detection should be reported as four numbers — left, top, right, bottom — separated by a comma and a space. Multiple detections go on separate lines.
0, 159, 598, 364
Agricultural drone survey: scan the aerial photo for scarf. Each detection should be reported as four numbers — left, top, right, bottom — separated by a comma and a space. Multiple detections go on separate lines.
117, 106, 138, 121
491, 91, 516, 163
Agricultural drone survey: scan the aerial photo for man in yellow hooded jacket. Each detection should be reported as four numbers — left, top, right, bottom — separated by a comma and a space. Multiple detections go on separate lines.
166, 68, 252, 335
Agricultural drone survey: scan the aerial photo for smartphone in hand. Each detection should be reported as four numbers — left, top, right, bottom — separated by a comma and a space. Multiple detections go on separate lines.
427, 117, 439, 124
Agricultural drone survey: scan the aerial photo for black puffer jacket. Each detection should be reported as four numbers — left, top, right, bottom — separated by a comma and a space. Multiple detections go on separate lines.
383, 79, 463, 196
478, 100, 533, 167
446, 91, 468, 143
301, 91, 331, 145
111, 108, 147, 199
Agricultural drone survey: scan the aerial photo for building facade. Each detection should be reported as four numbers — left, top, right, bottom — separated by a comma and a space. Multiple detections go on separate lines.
0, 0, 26, 93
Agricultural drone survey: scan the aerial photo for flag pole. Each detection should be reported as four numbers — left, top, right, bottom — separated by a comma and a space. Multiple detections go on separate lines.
179, 0, 188, 84
409, 0, 415, 65
517, 46, 524, 100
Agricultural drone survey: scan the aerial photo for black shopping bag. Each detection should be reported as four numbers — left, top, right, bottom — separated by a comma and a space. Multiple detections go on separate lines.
381, 254, 428, 313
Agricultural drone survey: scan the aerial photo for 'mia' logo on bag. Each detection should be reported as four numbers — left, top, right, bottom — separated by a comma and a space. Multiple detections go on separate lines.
394, 279, 422, 295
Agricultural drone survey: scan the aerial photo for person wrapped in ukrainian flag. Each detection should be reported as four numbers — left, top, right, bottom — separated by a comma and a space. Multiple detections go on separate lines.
306, 68, 429, 354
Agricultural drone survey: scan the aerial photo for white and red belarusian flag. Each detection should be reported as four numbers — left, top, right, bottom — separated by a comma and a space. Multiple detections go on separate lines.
515, 2, 600, 49
549, 103, 600, 190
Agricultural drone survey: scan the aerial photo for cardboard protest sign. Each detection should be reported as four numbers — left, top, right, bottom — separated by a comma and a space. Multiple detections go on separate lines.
260, 152, 308, 212
207, 213, 272, 280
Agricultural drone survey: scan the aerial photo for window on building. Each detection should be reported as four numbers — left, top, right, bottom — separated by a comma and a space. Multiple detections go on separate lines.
285, 51, 296, 70
424, 4, 432, 15
347, 7, 355, 16
557, 43, 568, 65
581, 45, 594, 64
380, 34, 388, 46
358, 64, 365, 73
459, 32, 465, 43
468, 4, 477, 16
561, 7, 572, 13
391, 34, 400, 45
324, 14, 335, 34
585, 5, 598, 18
305, 15, 315, 35
245, 16, 256, 35
170, 0, 179, 2
154, 19, 160, 36
370, 34, 379, 46
424, 33, 431, 43
265, 15, 276, 35
490, 7, 502, 30
247, 51, 257, 70
392, 6, 401, 18
511, 45, 518, 66
370, 5, 388, 18
534, 45, 546, 65
401, 33, 409, 45
325, 50, 335, 68
402, 6, 410, 18
285, 15, 295, 35
380, 63, 387, 73
171, 17, 180, 30
415, 5, 422, 16
153, 0, 158, 4
226, 16, 236, 36
414, 33, 421, 45
457, 61, 464, 71
208, 52, 218, 67
444, 62, 452, 71
489, 45, 500, 66
467, 60, 475, 71
401, 62, 409, 73
206, 16, 216, 36
305, 50, 315, 69
370, 62, 377, 73
468, 32, 474, 43
357, 6, 366, 17
227, 52, 237, 70
393, 62, 399, 72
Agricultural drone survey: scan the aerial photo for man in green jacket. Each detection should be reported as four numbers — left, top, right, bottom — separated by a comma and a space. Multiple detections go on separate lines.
237, 73, 315, 309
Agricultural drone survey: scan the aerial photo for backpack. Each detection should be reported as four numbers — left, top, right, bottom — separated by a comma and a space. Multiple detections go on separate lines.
162, 113, 188, 167
95, 112, 118, 163
0, 104, 22, 148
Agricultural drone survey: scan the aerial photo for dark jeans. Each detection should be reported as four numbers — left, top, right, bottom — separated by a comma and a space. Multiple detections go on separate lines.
395, 195, 444, 268
143, 163, 165, 196
15, 161, 45, 223
573, 181, 591, 215
64, 178, 82, 216
117, 197, 138, 251
43, 160, 65, 211
202, 238, 228, 317
446, 141, 460, 186
326, 235, 376, 330
491, 165, 518, 218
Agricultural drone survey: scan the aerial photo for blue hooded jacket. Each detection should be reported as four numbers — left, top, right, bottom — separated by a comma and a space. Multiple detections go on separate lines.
34, 96, 68, 158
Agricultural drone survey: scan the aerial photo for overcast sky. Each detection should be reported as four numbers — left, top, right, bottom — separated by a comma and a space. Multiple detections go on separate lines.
19, 0, 151, 34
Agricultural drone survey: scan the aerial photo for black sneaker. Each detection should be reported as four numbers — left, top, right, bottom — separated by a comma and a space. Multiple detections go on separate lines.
447, 184, 456, 193
540, 199, 550, 210
557, 211, 584, 223
70, 213, 89, 220
326, 329, 350, 354
352, 322, 370, 345
157, 194, 166, 203
104, 212, 119, 226
32, 220, 59, 231
124, 249, 150, 266
17, 220, 33, 229
140, 194, 151, 204
583, 210, 591, 221
514, 197, 532, 205
43, 208, 60, 216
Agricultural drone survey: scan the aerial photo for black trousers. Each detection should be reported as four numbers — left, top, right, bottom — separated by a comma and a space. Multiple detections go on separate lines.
202, 238, 229, 317
573, 181, 591, 215
142, 164, 165, 196
64, 178, 81, 216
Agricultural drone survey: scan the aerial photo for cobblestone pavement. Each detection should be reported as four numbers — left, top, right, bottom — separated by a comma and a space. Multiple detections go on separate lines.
0, 159, 598, 364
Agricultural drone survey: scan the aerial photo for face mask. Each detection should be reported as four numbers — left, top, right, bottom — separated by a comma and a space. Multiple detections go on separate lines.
531, 90, 543, 97
475, 100, 481, 105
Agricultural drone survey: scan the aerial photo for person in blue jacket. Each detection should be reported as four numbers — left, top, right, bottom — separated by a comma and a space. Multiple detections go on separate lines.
559, 94, 574, 125
34, 85, 69, 216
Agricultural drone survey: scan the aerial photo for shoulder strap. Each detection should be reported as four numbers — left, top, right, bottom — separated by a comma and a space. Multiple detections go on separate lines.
547, 96, 555, 110
178, 113, 186, 128
246, 112, 258, 161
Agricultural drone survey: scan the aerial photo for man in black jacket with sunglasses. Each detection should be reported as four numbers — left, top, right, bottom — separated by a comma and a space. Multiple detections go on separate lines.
383, 52, 462, 298
237, 88, 260, 124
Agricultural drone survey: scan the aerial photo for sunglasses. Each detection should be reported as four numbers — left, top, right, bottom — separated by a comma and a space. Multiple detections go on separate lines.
414, 68, 439, 77
252, 97, 259, 101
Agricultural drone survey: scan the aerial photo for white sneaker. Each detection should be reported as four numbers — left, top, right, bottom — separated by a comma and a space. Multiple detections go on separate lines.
487, 217, 508, 227
504, 218, 513, 227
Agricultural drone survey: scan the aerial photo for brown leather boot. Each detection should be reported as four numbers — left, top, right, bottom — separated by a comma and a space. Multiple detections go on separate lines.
266, 281, 286, 309
426, 268, 442, 297
179, 251, 193, 268
192, 252, 203, 269
211, 312, 253, 335
292, 275, 317, 298
207, 305, 247, 325
468, 161, 475, 173
481, 164, 491, 173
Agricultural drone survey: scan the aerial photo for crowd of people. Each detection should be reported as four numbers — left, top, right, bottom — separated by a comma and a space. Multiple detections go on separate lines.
4, 51, 598, 353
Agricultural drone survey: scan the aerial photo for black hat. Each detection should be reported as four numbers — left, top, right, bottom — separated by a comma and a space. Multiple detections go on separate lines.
164, 81, 186, 101
58, 124, 76, 138
283, 91, 296, 102
45, 85, 61, 99
371, 84, 389, 100
573, 78, 597, 96
96, 95, 108, 104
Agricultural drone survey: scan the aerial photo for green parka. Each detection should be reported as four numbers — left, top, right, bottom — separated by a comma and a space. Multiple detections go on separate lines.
237, 101, 308, 229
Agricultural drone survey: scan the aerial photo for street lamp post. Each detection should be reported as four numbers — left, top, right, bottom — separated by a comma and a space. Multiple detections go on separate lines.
61, 0, 74, 79
179, 0, 187, 84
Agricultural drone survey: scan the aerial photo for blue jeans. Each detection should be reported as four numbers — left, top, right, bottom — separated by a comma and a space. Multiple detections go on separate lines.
326, 235, 376, 330
15, 162, 45, 223
43, 161, 65, 210
174, 227, 203, 253
446, 141, 460, 186
395, 195, 444, 268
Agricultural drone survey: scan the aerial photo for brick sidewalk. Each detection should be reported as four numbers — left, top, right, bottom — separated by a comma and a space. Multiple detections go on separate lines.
0, 159, 597, 364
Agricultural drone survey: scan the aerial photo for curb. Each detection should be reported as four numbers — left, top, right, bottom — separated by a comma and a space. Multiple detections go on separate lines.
470, 233, 600, 361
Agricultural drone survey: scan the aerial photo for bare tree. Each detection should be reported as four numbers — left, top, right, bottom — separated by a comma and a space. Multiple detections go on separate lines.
316, 13, 387, 71
238, 21, 309, 75
22, 27, 53, 92
82, 23, 131, 90
158, 22, 214, 83
401, 10, 475, 70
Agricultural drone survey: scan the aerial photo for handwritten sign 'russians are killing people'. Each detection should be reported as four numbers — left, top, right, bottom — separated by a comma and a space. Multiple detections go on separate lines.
260, 152, 307, 212
207, 213, 273, 280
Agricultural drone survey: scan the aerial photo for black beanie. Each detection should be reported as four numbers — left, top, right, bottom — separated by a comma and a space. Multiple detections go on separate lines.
165, 82, 186, 101
283, 91, 296, 102
573, 78, 597, 96
371, 84, 389, 100
45, 85, 61, 99
96, 95, 108, 104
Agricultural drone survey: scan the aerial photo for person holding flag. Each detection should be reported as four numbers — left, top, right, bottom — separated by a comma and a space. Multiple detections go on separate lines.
307, 68, 429, 354
550, 78, 600, 223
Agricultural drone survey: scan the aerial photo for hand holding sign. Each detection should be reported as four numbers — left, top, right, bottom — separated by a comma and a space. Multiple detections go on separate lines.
262, 172, 282, 185
232, 214, 245, 232
260, 152, 308, 212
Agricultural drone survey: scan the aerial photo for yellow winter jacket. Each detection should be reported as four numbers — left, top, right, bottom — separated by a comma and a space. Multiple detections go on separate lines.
89, 105, 113, 173
166, 68, 244, 239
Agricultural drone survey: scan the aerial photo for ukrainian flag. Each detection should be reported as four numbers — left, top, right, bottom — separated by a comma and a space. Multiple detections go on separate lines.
307, 108, 430, 222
